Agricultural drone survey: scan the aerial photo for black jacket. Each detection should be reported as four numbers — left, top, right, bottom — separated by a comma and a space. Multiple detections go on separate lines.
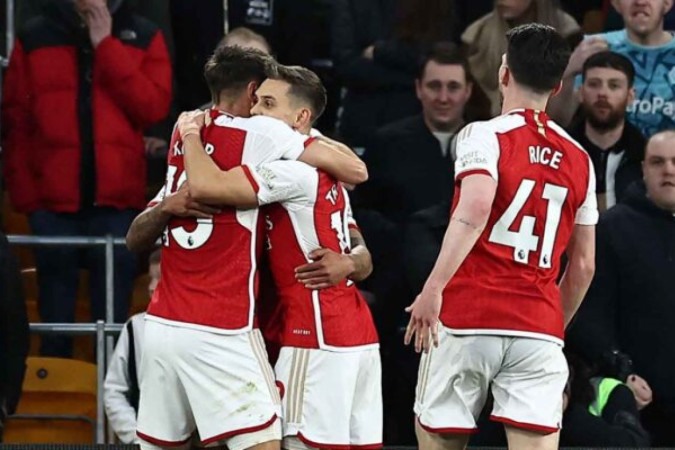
355, 114, 455, 223
568, 120, 645, 205
0, 232, 29, 422
331, 0, 421, 147
568, 182, 675, 414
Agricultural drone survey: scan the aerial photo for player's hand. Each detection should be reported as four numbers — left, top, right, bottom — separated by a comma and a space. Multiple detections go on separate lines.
177, 110, 208, 140
565, 37, 608, 77
626, 374, 653, 410
295, 248, 355, 289
161, 183, 221, 219
404, 290, 442, 353
79, 0, 112, 48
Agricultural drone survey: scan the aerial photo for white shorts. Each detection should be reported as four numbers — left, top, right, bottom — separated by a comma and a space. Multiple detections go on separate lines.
275, 347, 383, 449
414, 328, 568, 435
137, 320, 281, 449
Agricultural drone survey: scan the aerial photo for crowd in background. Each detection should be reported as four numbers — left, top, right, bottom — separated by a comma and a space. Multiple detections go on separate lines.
0, 0, 674, 447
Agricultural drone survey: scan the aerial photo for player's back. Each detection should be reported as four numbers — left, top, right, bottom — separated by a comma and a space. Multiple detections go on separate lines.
442, 109, 596, 343
147, 111, 308, 333
255, 161, 379, 351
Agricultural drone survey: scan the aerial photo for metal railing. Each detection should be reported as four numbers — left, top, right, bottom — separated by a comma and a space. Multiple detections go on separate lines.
26, 322, 124, 443
7, 235, 129, 444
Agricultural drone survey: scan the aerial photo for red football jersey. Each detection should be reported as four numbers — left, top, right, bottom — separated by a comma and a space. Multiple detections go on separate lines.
247, 160, 379, 351
441, 109, 598, 343
146, 111, 309, 333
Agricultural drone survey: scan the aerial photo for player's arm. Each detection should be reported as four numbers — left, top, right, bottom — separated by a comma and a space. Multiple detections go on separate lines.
561, 154, 599, 326
559, 224, 596, 327
295, 227, 373, 289
405, 121, 499, 352
405, 174, 497, 352
299, 136, 368, 186
181, 133, 260, 207
348, 228, 373, 281
420, 174, 496, 292
126, 183, 220, 252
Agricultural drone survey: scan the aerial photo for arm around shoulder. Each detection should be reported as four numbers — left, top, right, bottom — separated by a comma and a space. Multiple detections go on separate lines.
299, 138, 368, 185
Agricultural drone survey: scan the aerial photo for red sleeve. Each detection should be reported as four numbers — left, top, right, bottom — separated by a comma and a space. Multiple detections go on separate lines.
1, 40, 40, 213
94, 32, 172, 128
240, 165, 260, 193
304, 136, 318, 148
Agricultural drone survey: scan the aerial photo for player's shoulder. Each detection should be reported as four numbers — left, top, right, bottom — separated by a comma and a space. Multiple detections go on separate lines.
457, 114, 526, 143
545, 119, 591, 159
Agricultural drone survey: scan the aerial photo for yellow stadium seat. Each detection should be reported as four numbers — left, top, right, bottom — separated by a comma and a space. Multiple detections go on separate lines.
3, 357, 98, 443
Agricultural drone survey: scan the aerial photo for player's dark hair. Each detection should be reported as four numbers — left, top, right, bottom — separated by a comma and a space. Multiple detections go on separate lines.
505, 23, 571, 94
204, 45, 275, 104
266, 64, 327, 123
582, 51, 635, 87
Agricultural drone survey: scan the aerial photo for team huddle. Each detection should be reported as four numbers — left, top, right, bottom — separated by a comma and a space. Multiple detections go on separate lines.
127, 23, 598, 450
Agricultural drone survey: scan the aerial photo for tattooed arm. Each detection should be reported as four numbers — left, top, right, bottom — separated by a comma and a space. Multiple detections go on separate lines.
126, 183, 220, 253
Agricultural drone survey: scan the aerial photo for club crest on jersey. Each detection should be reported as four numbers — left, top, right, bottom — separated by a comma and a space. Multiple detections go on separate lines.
325, 184, 340, 205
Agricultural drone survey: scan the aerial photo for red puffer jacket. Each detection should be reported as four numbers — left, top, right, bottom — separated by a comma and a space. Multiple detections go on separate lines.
1, 2, 172, 213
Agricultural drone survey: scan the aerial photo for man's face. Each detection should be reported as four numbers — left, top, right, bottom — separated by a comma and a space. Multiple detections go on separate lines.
613, 0, 673, 37
496, 0, 534, 20
580, 67, 633, 131
643, 134, 675, 212
415, 61, 472, 132
148, 262, 161, 299
250, 79, 301, 128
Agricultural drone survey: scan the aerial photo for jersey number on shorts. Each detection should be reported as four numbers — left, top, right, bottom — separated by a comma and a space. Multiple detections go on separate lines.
489, 179, 568, 268
162, 164, 214, 250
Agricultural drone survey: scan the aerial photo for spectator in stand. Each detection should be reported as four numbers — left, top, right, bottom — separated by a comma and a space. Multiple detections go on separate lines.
560, 352, 651, 447
550, 0, 675, 136
104, 249, 160, 444
568, 130, 675, 445
462, 0, 580, 116
356, 43, 476, 226
568, 51, 645, 211
0, 231, 29, 442
604, 0, 675, 32
331, 0, 458, 150
1, 0, 172, 357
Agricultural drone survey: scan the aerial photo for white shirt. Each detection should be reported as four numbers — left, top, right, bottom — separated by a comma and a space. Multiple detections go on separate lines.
103, 313, 145, 444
